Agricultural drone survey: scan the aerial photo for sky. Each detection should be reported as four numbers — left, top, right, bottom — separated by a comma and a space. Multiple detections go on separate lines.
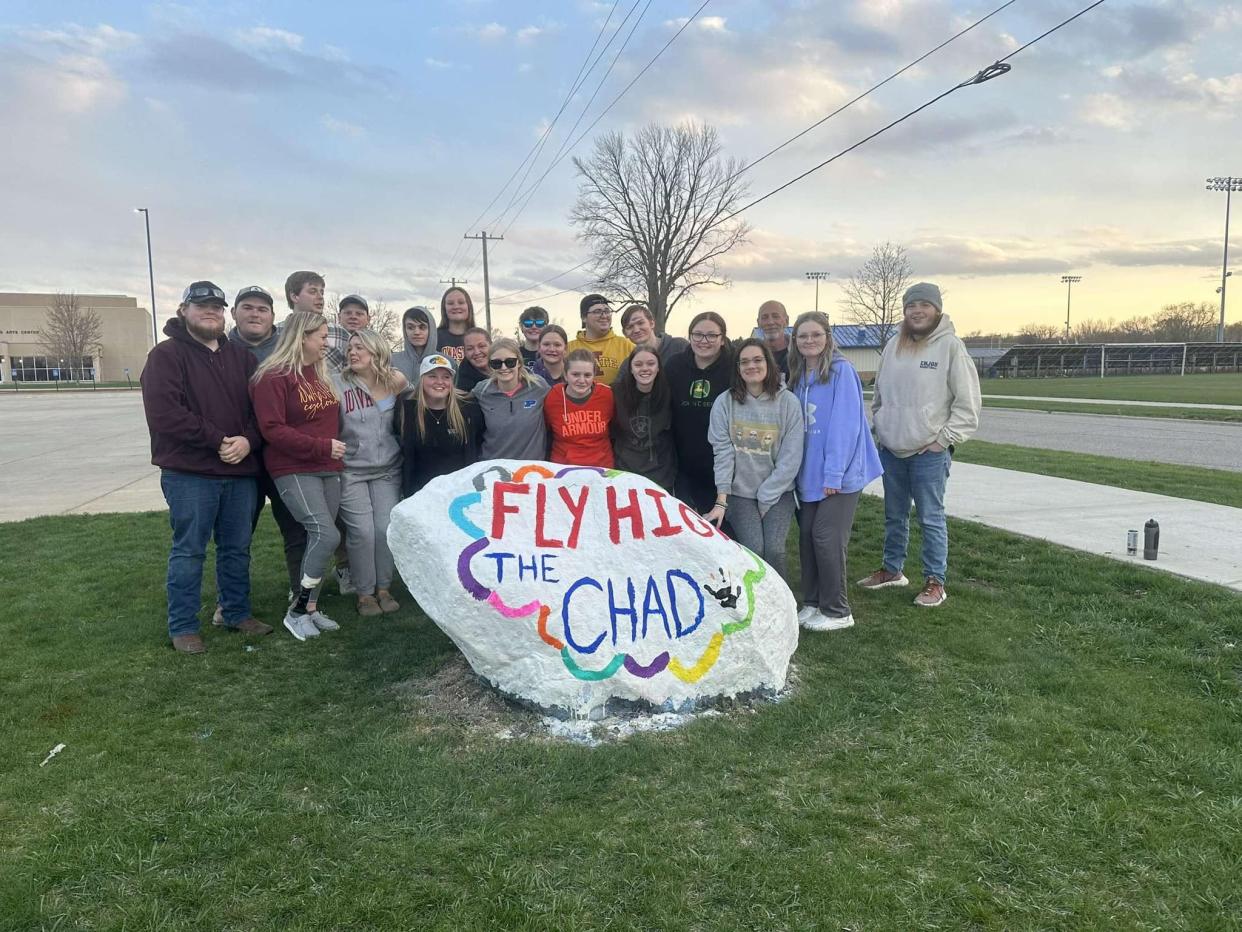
1, 0, 1239, 341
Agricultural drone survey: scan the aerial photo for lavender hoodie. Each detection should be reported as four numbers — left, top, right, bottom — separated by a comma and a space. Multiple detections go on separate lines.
794, 353, 882, 501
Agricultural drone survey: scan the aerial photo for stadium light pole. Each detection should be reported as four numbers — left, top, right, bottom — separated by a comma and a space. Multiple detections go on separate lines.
134, 208, 158, 347
1060, 275, 1081, 343
1206, 177, 1241, 342
805, 271, 829, 315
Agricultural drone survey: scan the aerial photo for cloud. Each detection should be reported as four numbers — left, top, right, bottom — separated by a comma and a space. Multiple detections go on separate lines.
1085, 237, 1223, 268
425, 57, 453, 69
1078, 93, 1136, 130
19, 22, 138, 55
321, 114, 365, 137
236, 26, 304, 51
5, 24, 134, 114
664, 16, 729, 33
465, 22, 508, 41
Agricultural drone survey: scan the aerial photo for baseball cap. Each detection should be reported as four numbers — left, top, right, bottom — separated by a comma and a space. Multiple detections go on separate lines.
579, 293, 610, 317
234, 285, 273, 306
340, 294, 370, 313
182, 281, 227, 306
419, 354, 456, 378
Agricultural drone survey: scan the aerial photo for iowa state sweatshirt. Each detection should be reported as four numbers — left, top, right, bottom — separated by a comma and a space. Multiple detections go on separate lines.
250, 366, 342, 478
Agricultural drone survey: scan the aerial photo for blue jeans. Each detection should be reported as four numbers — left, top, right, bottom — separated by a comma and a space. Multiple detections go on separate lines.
879, 448, 950, 583
160, 470, 258, 637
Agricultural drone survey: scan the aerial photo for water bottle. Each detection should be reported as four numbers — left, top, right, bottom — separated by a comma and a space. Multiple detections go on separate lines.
1143, 519, 1160, 560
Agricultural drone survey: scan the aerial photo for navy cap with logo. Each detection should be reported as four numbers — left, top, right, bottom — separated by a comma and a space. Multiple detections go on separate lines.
234, 285, 273, 307
182, 281, 227, 306
340, 294, 370, 313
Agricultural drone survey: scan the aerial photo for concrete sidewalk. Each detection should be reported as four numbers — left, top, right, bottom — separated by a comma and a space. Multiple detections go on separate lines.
864, 462, 1242, 592
980, 394, 1242, 411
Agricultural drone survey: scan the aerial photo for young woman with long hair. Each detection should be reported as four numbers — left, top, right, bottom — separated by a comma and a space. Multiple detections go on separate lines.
545, 348, 614, 467
470, 337, 550, 460
705, 339, 803, 580
335, 330, 408, 617
788, 311, 882, 632
436, 286, 475, 364
611, 346, 676, 490
393, 305, 438, 383
530, 324, 569, 386
664, 311, 732, 513
456, 326, 492, 393
250, 311, 345, 641
399, 354, 483, 497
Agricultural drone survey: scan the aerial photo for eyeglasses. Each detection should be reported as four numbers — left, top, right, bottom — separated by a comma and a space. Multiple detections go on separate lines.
488, 357, 520, 370
587, 308, 613, 316
520, 318, 547, 328
689, 331, 723, 343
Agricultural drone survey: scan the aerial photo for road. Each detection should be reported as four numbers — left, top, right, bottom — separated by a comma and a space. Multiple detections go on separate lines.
2, 392, 1241, 524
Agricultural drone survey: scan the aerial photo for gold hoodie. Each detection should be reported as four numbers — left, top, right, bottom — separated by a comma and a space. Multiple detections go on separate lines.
568, 328, 636, 385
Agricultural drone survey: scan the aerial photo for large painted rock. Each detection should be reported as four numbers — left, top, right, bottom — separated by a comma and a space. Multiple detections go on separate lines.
389, 461, 798, 718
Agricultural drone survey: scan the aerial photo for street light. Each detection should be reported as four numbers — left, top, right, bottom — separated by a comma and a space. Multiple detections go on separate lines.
134, 208, 158, 347
1060, 275, 1082, 343
1206, 177, 1241, 342
805, 271, 830, 315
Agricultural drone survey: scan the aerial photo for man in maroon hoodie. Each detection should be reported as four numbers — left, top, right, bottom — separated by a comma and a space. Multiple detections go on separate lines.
141, 281, 272, 653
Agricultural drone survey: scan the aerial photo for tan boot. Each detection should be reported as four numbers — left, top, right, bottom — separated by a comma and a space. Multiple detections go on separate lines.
357, 595, 382, 617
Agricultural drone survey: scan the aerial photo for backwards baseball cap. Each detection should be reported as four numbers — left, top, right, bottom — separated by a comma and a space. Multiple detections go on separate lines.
182, 281, 227, 306
579, 293, 610, 318
340, 294, 370, 313
903, 282, 943, 313
419, 353, 456, 378
234, 285, 273, 306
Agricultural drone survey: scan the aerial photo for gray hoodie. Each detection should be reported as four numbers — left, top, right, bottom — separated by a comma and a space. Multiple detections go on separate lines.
393, 308, 439, 384
334, 375, 401, 476
871, 313, 981, 457
227, 325, 280, 364
708, 389, 804, 510
471, 375, 551, 460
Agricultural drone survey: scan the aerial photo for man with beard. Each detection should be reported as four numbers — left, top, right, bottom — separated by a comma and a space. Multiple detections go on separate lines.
756, 300, 791, 378
860, 282, 980, 608
141, 281, 272, 653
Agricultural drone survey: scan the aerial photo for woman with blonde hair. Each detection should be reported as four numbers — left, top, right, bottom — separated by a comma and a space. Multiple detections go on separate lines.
250, 311, 345, 641
334, 329, 408, 617
399, 354, 484, 496
471, 337, 550, 460
787, 311, 882, 633
530, 324, 569, 386
545, 348, 614, 467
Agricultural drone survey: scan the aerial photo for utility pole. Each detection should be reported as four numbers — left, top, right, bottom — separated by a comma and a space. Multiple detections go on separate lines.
464, 232, 503, 332
439, 277, 469, 288
135, 208, 157, 347
1060, 275, 1082, 343
805, 271, 829, 316
1206, 177, 1240, 342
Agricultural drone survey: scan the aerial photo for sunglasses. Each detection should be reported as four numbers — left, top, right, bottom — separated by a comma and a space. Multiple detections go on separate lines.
186, 285, 226, 304
488, 357, 520, 370
520, 318, 548, 328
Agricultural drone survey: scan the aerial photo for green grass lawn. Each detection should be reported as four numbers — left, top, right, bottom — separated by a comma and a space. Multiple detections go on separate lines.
981, 396, 1242, 422
3, 505, 1241, 929
980, 372, 1242, 405
955, 440, 1242, 509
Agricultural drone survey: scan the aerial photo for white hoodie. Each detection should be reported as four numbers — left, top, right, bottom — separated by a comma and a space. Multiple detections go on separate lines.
871, 313, 981, 457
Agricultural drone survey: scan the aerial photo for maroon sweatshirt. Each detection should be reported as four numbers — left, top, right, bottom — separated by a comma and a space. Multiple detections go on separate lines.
140, 317, 262, 477
249, 365, 342, 478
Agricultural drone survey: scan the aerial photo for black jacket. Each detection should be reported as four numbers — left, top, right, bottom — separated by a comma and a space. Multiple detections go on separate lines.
399, 397, 483, 497
663, 347, 732, 488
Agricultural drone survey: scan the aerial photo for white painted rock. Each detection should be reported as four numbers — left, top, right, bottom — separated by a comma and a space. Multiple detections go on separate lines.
389, 460, 799, 718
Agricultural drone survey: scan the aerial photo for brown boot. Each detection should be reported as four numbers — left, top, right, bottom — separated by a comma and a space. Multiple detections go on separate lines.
376, 590, 400, 614
228, 618, 274, 636
357, 595, 383, 617
172, 634, 206, 654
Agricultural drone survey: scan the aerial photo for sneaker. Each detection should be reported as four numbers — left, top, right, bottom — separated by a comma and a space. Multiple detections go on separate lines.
376, 590, 400, 614
309, 610, 340, 632
335, 567, 355, 595
802, 612, 855, 632
797, 605, 821, 626
228, 618, 273, 636
211, 605, 224, 627
283, 611, 320, 641
914, 578, 947, 607
857, 569, 909, 589
357, 595, 383, 618
171, 633, 207, 654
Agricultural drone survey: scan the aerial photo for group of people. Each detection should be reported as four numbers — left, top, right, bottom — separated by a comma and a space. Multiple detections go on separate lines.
142, 272, 981, 654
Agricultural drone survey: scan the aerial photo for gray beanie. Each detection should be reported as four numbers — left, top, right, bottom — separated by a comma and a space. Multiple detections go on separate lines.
903, 282, 942, 312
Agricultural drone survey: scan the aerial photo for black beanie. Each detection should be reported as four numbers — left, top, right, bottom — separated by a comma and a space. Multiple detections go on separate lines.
579, 293, 609, 319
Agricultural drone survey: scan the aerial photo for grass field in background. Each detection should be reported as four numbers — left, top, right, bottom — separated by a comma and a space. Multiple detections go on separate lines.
3, 504, 1240, 929
954, 440, 1242, 509
980, 396, 1242, 422
979, 372, 1242, 405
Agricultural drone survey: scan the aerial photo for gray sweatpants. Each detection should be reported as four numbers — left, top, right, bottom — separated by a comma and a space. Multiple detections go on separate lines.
799, 491, 861, 619
339, 469, 401, 596
274, 473, 341, 599
727, 492, 796, 581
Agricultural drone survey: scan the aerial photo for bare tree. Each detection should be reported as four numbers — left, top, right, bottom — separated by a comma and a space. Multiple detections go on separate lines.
571, 122, 749, 332
40, 292, 102, 380
839, 242, 912, 350
1151, 302, 1217, 342
1016, 322, 1062, 344
325, 293, 400, 347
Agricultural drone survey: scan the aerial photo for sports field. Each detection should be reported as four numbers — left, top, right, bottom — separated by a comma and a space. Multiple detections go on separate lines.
4, 502, 1240, 929
980, 372, 1242, 405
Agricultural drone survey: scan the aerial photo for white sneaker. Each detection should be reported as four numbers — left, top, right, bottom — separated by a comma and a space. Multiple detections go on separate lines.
211, 605, 224, 627
283, 611, 320, 641
309, 610, 340, 632
797, 605, 820, 626
802, 612, 854, 632
335, 567, 355, 595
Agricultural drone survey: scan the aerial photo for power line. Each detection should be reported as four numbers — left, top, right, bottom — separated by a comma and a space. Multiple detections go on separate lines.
491, 259, 594, 304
